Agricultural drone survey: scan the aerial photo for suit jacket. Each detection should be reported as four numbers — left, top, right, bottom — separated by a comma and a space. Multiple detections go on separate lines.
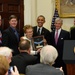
70, 27, 75, 40
10, 52, 38, 74
26, 63, 63, 75
51, 29, 70, 75
51, 29, 70, 60
2, 27, 20, 55
33, 26, 51, 45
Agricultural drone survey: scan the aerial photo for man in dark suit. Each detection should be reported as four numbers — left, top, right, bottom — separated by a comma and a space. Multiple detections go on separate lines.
2, 15, 20, 56
33, 15, 51, 45
51, 18, 70, 75
70, 18, 75, 40
26, 45, 64, 75
10, 39, 38, 74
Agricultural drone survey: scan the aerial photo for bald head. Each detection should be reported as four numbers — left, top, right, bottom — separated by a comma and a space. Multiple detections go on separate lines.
19, 39, 30, 50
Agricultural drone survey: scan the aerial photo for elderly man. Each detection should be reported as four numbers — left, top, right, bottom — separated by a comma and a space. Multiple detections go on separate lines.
0, 47, 13, 63
51, 18, 70, 75
0, 47, 19, 75
26, 45, 64, 75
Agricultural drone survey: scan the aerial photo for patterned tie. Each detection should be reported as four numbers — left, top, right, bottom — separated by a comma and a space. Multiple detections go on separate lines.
55, 30, 58, 44
37, 28, 40, 35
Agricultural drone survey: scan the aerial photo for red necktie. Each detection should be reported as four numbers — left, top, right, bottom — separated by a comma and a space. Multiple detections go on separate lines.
55, 30, 58, 44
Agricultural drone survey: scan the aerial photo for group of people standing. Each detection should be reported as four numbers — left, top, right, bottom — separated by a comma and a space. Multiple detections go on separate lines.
0, 14, 75, 75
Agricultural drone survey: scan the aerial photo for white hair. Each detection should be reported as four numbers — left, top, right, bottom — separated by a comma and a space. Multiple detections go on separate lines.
40, 45, 58, 65
0, 47, 13, 57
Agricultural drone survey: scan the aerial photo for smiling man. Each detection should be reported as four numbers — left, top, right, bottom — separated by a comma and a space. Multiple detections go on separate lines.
33, 15, 51, 45
51, 17, 70, 75
2, 15, 20, 56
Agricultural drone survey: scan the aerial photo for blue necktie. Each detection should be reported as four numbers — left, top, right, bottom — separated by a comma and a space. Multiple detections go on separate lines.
14, 30, 19, 41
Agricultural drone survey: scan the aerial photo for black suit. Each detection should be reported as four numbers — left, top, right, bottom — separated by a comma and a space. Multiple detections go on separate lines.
51, 29, 70, 75
2, 27, 20, 55
10, 52, 38, 74
33, 26, 51, 45
70, 27, 75, 40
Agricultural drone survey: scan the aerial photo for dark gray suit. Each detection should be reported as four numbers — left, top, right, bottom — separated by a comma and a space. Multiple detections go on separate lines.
26, 63, 63, 75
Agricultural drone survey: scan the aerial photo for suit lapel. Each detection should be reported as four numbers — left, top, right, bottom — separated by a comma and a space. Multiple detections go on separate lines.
57, 30, 63, 44
41, 27, 45, 35
9, 27, 19, 42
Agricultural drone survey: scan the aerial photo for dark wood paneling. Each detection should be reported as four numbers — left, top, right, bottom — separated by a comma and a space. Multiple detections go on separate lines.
0, 0, 24, 36
66, 64, 75, 75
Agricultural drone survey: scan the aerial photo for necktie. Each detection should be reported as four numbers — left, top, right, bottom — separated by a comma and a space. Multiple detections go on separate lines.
37, 28, 40, 35
55, 30, 58, 44
14, 30, 19, 41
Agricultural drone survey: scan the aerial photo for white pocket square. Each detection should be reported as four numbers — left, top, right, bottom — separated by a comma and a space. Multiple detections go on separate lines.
61, 38, 63, 40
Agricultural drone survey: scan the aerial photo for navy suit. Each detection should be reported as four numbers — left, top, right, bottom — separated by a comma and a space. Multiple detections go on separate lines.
26, 63, 63, 75
33, 26, 51, 45
10, 52, 38, 74
2, 27, 20, 55
51, 29, 70, 75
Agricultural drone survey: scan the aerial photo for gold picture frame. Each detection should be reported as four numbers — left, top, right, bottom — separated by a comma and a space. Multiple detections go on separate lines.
56, 0, 75, 17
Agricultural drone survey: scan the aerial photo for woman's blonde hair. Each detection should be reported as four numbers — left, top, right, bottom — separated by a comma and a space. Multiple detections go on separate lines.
23, 25, 33, 33
0, 55, 9, 75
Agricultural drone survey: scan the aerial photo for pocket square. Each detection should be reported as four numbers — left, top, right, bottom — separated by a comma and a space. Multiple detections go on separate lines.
61, 38, 63, 40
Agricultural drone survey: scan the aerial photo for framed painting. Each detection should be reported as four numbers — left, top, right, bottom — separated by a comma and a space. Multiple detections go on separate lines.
56, 0, 75, 17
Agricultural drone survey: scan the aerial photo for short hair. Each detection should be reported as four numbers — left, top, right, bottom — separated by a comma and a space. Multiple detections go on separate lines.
19, 39, 30, 50
37, 15, 45, 21
23, 25, 33, 33
0, 55, 9, 75
0, 47, 13, 57
9, 15, 18, 21
55, 18, 63, 24
40, 45, 58, 65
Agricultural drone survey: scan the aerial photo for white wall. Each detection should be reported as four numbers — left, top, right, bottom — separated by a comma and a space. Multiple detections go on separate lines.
24, 0, 74, 32
37, 0, 55, 31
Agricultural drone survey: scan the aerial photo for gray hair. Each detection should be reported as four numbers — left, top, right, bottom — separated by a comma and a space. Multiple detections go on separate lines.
40, 45, 58, 65
55, 17, 63, 24
0, 47, 13, 57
